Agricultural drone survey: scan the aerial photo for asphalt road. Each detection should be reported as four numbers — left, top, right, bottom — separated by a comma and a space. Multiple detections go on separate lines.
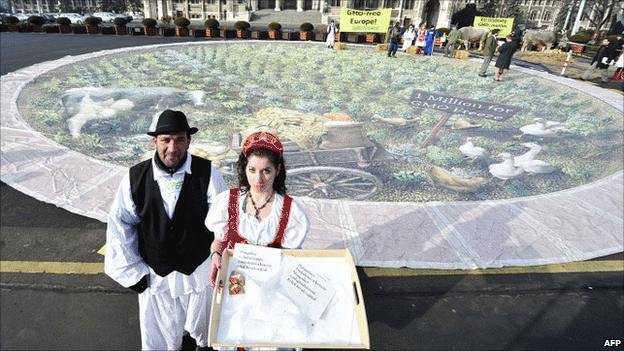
1, 32, 623, 351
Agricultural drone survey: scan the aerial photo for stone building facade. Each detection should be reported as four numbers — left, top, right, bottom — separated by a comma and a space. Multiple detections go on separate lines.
142, 0, 581, 29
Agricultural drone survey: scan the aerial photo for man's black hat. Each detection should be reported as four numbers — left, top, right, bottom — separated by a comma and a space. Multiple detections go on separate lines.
147, 109, 198, 136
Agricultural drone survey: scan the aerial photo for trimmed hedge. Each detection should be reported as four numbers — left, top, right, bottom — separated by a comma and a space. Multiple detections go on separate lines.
235, 21, 250, 30
113, 17, 128, 26
5, 16, 19, 24
205, 18, 219, 29
174, 17, 190, 27
28, 15, 46, 25
84, 16, 103, 26
300, 22, 314, 32
56, 17, 71, 25
268, 22, 281, 31
142, 18, 157, 27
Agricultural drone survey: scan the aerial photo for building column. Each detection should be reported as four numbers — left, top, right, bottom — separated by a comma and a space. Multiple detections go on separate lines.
274, 0, 280, 11
251, 0, 258, 11
226, 0, 234, 19
296, 0, 302, 11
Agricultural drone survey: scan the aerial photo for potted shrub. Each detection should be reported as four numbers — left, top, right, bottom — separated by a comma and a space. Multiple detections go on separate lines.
56, 17, 72, 33
18, 23, 33, 32
142, 18, 157, 35
299, 22, 313, 41
204, 18, 219, 38
235, 20, 250, 39
159, 15, 174, 36
113, 17, 128, 35
5, 16, 19, 32
174, 17, 190, 36
365, 33, 378, 43
28, 15, 46, 32
71, 23, 87, 34
268, 22, 281, 40
568, 32, 590, 53
101, 25, 115, 34
84, 16, 102, 34
282, 30, 297, 40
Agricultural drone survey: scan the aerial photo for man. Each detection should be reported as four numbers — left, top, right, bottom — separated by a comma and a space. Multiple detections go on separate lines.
384, 20, 394, 43
105, 109, 227, 350
479, 29, 499, 77
581, 38, 620, 82
387, 22, 401, 57
445, 25, 460, 58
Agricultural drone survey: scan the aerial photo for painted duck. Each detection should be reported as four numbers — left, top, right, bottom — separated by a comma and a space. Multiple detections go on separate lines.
513, 142, 542, 166
459, 137, 489, 161
518, 118, 565, 138
489, 153, 524, 180
518, 159, 555, 174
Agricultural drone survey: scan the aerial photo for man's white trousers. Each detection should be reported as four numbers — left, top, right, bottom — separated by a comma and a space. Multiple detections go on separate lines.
138, 287, 213, 350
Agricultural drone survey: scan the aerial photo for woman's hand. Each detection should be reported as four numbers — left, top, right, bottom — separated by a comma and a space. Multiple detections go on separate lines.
209, 252, 222, 287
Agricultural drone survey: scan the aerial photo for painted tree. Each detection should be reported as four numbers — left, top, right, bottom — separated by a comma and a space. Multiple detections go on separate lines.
582, 0, 622, 33
480, 0, 499, 18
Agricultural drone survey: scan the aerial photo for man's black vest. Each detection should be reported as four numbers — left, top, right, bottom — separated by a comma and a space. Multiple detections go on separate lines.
129, 155, 213, 277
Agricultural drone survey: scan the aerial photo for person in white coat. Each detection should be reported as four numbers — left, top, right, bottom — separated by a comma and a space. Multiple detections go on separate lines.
401, 24, 416, 52
105, 109, 227, 351
326, 20, 337, 48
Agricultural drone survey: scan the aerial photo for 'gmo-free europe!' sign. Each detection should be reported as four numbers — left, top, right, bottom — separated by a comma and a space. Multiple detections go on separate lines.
410, 89, 520, 121
339, 8, 391, 33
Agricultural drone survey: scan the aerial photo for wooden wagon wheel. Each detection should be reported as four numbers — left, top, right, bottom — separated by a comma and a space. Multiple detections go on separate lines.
287, 166, 381, 200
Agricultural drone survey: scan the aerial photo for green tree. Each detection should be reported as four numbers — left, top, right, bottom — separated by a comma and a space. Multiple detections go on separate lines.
582, 0, 621, 33
502, 0, 525, 27
554, 0, 575, 32
451, 3, 481, 28
481, 0, 499, 17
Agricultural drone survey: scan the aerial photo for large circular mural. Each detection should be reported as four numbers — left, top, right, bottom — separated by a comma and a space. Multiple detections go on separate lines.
17, 42, 623, 202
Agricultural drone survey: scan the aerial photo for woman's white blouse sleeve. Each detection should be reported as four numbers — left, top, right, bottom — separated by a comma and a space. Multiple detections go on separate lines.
205, 189, 231, 241
281, 198, 310, 249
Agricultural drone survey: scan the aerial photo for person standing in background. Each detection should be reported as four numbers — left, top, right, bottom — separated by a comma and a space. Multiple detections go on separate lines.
478, 29, 499, 77
494, 34, 518, 81
387, 22, 402, 57
445, 25, 460, 58
326, 20, 337, 48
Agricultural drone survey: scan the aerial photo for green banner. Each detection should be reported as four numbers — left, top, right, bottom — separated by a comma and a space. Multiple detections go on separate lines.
473, 16, 514, 37
339, 8, 392, 33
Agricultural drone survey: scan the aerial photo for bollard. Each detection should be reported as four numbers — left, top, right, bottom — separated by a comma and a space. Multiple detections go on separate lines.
560, 51, 573, 76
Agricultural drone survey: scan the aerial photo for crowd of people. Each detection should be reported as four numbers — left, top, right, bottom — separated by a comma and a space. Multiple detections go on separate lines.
384, 20, 624, 84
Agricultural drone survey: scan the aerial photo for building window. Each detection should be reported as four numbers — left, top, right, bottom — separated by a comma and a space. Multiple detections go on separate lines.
542, 11, 551, 21
529, 10, 538, 21
403, 0, 414, 9
190, 13, 202, 18
330, 0, 340, 6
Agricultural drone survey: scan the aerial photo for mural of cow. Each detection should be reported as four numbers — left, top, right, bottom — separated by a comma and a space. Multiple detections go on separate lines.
61, 87, 206, 138
457, 26, 490, 50
521, 30, 561, 51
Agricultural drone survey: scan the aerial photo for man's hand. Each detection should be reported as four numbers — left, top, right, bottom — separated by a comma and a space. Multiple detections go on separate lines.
129, 275, 148, 293
209, 252, 222, 287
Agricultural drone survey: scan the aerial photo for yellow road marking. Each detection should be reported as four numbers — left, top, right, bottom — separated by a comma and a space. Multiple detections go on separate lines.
0, 261, 103, 274
0, 259, 621, 276
363, 260, 624, 277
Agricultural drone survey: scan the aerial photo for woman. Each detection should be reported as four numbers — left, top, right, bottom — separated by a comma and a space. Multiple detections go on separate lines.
401, 24, 416, 52
415, 22, 427, 54
494, 34, 517, 82
423, 26, 438, 55
206, 131, 310, 287
326, 20, 337, 49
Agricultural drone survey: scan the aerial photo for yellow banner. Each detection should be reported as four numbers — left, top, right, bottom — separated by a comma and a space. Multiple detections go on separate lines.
339, 8, 392, 33
473, 16, 514, 37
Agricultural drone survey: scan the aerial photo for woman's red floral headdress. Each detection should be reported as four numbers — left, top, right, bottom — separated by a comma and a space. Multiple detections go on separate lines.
242, 131, 284, 156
